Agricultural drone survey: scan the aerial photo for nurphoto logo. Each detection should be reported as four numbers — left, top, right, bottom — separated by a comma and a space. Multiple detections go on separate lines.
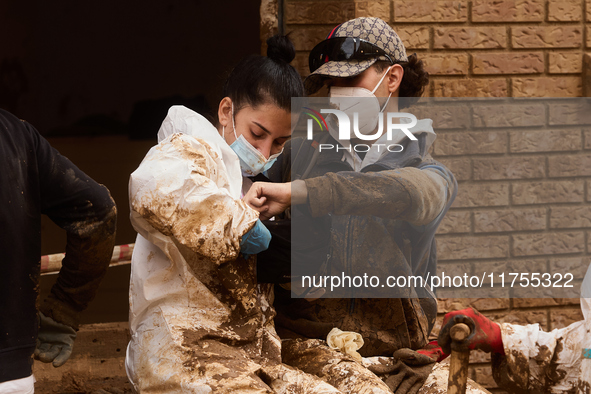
304, 108, 419, 153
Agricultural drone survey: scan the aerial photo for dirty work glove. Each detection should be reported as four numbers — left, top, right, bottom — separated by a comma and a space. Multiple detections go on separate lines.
240, 219, 271, 257
368, 348, 434, 394
416, 340, 447, 362
438, 307, 504, 355
34, 311, 77, 367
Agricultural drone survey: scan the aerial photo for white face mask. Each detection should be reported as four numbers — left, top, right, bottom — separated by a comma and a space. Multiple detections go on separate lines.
226, 104, 282, 177
329, 66, 392, 137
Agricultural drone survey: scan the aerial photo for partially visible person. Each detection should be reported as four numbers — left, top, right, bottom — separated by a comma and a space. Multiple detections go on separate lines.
0, 109, 117, 393
245, 17, 457, 393
126, 35, 341, 393
438, 265, 591, 393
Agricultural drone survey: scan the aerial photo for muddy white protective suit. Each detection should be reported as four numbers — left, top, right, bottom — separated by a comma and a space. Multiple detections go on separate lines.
125, 106, 339, 393
491, 265, 591, 393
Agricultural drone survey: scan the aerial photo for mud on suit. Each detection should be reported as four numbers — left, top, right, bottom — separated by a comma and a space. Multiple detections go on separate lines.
262, 119, 457, 391
0, 109, 117, 388
490, 264, 591, 393
125, 106, 344, 393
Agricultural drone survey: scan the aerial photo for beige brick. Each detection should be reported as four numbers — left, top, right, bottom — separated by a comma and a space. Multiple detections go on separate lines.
433, 131, 507, 156
512, 26, 582, 48
548, 154, 591, 177
548, 0, 582, 22
551, 308, 584, 329
411, 103, 471, 130
512, 180, 584, 204
437, 235, 510, 260
473, 156, 545, 180
474, 208, 546, 232
473, 103, 545, 128
355, 0, 390, 21
289, 27, 331, 51
436, 262, 473, 278
437, 296, 510, 313
513, 298, 559, 308
474, 259, 547, 283
453, 183, 510, 207
510, 129, 581, 153
470, 365, 497, 389
512, 231, 585, 256
470, 297, 511, 311
396, 26, 430, 49
394, 1, 467, 22
511, 282, 576, 299
585, 53, 591, 96
472, 0, 544, 22
493, 309, 548, 330
437, 210, 471, 234
512, 77, 582, 97
434, 27, 506, 49
549, 256, 590, 279
472, 52, 544, 75
549, 52, 582, 74
549, 102, 591, 126
422, 53, 469, 75
285, 2, 355, 24
584, 130, 591, 148
432, 78, 508, 97
436, 157, 471, 181
550, 206, 591, 228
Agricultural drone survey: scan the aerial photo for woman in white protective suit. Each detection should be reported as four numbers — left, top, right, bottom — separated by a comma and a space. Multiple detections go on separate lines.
437, 264, 591, 393
125, 35, 342, 393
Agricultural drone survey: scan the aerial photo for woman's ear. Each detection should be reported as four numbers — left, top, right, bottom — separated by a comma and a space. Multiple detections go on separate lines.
387, 64, 404, 96
218, 97, 233, 128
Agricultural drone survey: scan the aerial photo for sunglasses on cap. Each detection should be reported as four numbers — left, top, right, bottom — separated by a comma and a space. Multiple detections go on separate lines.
309, 37, 394, 73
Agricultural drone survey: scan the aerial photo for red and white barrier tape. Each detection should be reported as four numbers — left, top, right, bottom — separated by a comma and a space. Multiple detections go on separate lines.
40, 243, 135, 274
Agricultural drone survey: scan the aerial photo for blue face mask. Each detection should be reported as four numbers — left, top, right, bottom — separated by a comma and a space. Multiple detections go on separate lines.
227, 105, 282, 177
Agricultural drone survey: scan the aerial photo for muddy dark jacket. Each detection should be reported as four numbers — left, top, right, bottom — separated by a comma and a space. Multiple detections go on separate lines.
265, 130, 457, 356
0, 109, 117, 383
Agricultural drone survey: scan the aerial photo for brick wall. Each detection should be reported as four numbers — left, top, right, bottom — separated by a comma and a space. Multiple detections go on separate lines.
262, 2, 588, 392
423, 98, 587, 392
283, 0, 587, 98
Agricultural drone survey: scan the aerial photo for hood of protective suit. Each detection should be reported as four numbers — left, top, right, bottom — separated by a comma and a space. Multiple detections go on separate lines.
157, 105, 242, 198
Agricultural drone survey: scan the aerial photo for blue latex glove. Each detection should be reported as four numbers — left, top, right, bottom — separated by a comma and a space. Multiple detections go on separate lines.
34, 311, 77, 367
240, 219, 271, 258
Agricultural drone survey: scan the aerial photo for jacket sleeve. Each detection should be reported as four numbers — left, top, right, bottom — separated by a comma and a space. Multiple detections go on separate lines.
491, 321, 586, 392
129, 133, 258, 264
31, 122, 117, 331
303, 163, 456, 226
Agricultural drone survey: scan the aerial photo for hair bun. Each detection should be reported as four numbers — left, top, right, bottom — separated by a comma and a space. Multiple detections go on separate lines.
266, 34, 296, 64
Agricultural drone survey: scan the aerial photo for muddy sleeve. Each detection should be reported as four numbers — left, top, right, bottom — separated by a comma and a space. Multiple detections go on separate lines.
31, 122, 117, 331
304, 165, 455, 226
129, 133, 258, 263
491, 321, 586, 391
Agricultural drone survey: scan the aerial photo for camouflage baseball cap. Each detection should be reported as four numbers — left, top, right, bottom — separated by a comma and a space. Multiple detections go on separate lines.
305, 17, 408, 95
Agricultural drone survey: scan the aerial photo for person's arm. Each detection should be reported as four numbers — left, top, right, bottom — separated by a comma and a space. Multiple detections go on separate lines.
439, 307, 586, 392
32, 122, 117, 332
304, 164, 455, 225
129, 133, 259, 264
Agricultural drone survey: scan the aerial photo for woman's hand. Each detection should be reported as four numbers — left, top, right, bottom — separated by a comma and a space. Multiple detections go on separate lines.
243, 181, 292, 220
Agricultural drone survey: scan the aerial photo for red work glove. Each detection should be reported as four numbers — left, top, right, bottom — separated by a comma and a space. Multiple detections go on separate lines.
438, 307, 504, 355
416, 340, 448, 362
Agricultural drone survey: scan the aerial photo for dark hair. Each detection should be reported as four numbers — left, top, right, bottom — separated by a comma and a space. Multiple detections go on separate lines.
222, 35, 304, 112
375, 53, 429, 109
